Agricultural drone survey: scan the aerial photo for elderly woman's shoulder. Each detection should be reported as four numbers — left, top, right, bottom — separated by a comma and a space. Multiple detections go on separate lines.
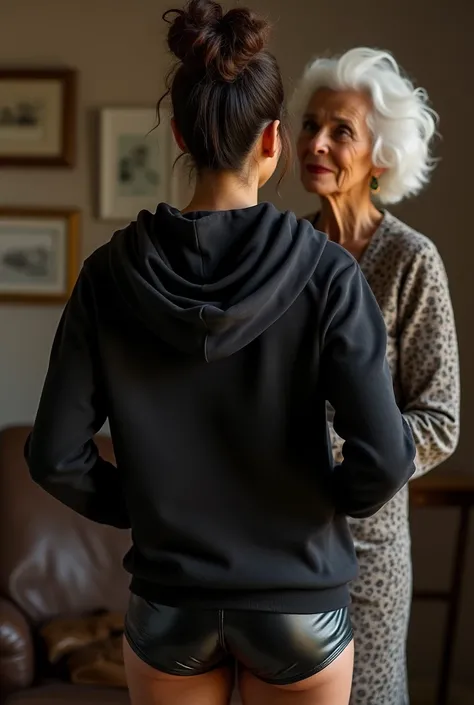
382, 211, 442, 263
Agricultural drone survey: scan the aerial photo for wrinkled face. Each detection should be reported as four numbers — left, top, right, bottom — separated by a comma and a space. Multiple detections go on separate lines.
297, 88, 375, 198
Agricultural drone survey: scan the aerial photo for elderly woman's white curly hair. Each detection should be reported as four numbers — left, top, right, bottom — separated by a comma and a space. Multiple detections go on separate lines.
290, 48, 438, 204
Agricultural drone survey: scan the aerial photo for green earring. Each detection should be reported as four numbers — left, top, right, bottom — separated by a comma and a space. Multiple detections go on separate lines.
370, 175, 380, 193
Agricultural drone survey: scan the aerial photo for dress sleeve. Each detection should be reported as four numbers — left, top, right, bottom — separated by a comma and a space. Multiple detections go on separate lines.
398, 240, 460, 478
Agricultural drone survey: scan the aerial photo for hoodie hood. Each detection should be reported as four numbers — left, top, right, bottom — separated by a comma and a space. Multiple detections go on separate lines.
109, 202, 327, 362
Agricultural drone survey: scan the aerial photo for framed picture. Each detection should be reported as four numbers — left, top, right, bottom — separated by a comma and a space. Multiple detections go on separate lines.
99, 107, 176, 220
0, 69, 76, 167
0, 209, 80, 304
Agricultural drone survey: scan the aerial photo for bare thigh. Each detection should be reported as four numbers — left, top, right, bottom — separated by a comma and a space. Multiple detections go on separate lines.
123, 636, 235, 705
239, 638, 354, 705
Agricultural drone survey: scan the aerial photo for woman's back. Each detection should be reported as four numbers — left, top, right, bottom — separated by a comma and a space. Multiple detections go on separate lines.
27, 199, 414, 612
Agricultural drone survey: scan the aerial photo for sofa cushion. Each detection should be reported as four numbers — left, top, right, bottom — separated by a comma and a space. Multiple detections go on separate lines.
0, 598, 34, 693
40, 612, 124, 665
0, 426, 131, 624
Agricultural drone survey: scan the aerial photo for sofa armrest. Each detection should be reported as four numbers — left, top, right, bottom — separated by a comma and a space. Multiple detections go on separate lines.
0, 597, 34, 694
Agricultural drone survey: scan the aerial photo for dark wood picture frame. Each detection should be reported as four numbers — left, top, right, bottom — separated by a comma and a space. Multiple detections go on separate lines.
0, 69, 76, 167
0, 208, 80, 304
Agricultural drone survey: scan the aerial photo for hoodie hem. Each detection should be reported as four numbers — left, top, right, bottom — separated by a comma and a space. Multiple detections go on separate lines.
129, 578, 351, 614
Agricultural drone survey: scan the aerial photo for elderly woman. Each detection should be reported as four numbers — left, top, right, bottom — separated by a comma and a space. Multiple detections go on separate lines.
291, 48, 460, 705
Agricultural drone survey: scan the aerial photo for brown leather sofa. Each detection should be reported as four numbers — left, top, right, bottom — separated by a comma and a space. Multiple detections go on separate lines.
0, 425, 131, 704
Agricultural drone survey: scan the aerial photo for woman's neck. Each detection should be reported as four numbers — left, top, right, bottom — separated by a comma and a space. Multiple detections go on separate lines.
317, 192, 383, 247
182, 170, 259, 213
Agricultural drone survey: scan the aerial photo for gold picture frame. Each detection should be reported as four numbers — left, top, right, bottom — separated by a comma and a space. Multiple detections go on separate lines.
0, 208, 80, 304
0, 69, 77, 167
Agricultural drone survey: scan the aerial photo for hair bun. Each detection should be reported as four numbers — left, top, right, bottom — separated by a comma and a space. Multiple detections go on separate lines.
164, 0, 270, 81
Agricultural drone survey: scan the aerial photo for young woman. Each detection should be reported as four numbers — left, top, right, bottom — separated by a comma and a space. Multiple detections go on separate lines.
25, 4, 416, 705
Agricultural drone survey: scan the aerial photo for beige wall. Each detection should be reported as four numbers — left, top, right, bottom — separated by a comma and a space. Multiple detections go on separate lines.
1, 0, 473, 697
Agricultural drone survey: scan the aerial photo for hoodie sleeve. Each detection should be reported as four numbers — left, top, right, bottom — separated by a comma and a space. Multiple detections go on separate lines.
25, 267, 130, 529
321, 259, 416, 518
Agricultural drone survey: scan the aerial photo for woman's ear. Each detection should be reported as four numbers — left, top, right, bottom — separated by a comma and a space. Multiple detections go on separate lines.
261, 120, 280, 159
171, 118, 187, 153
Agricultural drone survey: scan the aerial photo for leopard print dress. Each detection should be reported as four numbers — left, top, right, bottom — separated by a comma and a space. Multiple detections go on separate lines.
316, 210, 460, 705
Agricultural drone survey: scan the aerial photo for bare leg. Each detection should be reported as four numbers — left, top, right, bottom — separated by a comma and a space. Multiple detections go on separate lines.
239, 639, 354, 705
123, 636, 234, 705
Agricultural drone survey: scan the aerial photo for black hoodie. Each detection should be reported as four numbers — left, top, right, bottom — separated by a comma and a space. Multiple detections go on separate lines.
26, 202, 415, 613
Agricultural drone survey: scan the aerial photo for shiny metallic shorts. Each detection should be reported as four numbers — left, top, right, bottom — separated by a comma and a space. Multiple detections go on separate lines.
124, 594, 353, 685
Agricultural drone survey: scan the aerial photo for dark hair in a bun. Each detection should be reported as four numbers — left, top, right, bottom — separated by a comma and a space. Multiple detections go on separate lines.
158, 0, 291, 175
166, 1, 270, 81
